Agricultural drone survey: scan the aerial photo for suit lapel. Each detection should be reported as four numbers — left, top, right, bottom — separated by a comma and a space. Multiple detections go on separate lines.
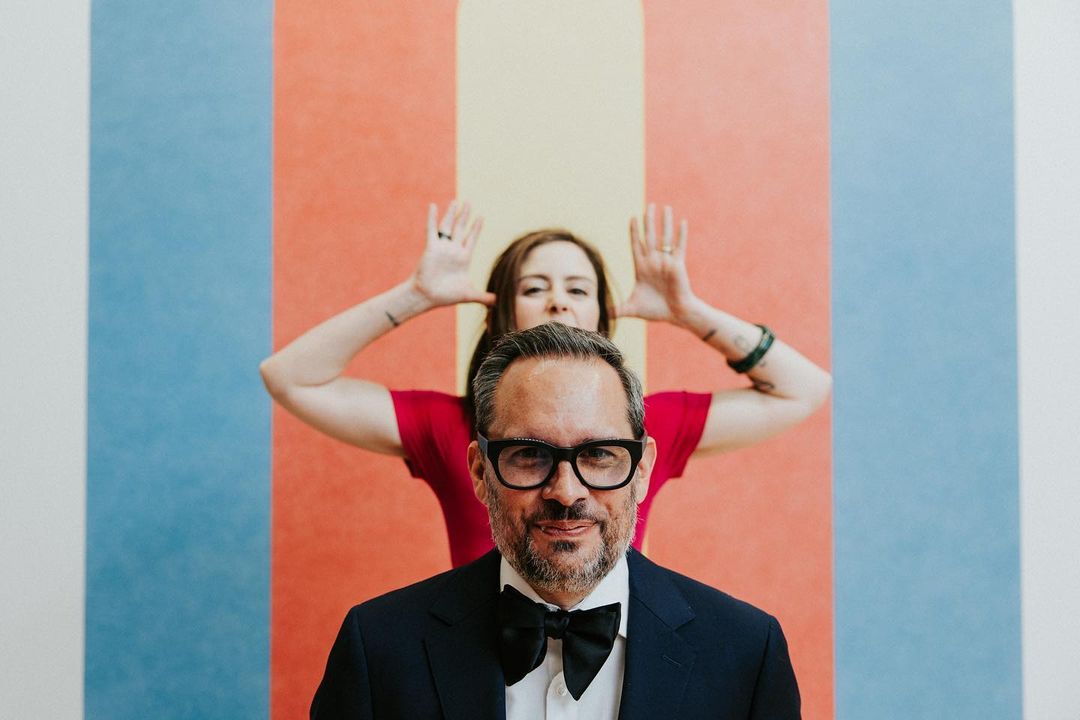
618, 551, 696, 720
424, 551, 506, 720
422, 550, 697, 720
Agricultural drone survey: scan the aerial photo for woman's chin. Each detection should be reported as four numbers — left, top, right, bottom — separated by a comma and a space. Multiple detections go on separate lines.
516, 316, 601, 333
546, 317, 594, 331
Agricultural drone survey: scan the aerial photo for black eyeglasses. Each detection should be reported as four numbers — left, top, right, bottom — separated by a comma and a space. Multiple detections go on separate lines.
477, 433, 646, 490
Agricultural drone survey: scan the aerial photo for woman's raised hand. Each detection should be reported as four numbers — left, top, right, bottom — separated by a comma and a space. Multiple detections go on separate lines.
618, 204, 696, 324
411, 201, 496, 308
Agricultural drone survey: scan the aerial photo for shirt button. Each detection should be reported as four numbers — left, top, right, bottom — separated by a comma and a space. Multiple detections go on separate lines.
556, 684, 568, 697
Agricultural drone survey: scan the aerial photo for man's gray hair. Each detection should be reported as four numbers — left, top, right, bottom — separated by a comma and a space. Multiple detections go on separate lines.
472, 323, 645, 438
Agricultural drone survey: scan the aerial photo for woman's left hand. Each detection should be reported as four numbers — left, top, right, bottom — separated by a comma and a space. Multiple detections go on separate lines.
617, 204, 695, 324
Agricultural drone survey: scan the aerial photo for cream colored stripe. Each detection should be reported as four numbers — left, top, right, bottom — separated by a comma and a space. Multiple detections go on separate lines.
456, 0, 646, 393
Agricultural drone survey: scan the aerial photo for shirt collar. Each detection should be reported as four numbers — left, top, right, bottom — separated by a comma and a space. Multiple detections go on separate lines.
499, 553, 630, 639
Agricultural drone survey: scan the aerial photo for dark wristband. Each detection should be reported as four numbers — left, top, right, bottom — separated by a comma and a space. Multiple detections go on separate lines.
727, 324, 775, 373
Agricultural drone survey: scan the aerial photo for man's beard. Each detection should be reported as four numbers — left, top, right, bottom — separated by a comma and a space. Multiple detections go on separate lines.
486, 479, 638, 597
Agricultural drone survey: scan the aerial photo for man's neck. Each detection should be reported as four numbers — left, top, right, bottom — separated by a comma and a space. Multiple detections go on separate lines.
500, 555, 630, 616
533, 587, 590, 611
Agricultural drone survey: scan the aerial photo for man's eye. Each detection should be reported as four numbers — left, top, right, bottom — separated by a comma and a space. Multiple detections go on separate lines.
504, 446, 549, 466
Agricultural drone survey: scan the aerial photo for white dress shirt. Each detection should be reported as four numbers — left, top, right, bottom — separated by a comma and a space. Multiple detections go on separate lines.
501, 555, 629, 720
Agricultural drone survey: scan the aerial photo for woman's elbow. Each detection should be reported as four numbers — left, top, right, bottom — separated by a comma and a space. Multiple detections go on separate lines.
807, 370, 833, 412
259, 357, 287, 399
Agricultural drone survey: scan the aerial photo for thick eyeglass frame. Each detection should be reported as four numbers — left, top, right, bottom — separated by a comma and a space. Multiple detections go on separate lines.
476, 433, 646, 490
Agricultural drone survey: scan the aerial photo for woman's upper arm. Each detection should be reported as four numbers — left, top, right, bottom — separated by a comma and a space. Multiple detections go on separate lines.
269, 377, 405, 457
693, 387, 822, 456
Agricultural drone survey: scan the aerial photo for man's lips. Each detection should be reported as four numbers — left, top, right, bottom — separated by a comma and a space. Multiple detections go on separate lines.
533, 520, 597, 537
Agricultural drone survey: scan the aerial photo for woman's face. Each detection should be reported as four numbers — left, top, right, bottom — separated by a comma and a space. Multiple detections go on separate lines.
513, 241, 602, 332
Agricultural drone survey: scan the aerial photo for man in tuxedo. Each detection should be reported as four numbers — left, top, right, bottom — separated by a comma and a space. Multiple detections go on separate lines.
311, 323, 801, 719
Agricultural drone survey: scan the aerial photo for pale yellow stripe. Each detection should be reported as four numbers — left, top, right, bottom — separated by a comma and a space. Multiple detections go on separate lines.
455, 0, 646, 393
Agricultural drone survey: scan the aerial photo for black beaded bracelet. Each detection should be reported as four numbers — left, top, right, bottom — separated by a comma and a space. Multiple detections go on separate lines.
727, 324, 775, 373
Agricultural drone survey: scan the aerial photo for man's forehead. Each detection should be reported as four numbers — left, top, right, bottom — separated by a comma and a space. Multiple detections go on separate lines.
497, 356, 609, 394
490, 356, 630, 439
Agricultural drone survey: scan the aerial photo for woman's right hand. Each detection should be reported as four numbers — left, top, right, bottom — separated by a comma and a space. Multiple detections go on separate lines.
411, 201, 496, 308
259, 201, 491, 456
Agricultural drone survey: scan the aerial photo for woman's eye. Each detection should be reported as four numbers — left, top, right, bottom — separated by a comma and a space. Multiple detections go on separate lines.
568, 287, 590, 296
519, 283, 551, 296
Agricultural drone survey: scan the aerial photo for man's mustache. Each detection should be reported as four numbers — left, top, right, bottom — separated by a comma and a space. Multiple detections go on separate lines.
527, 500, 602, 524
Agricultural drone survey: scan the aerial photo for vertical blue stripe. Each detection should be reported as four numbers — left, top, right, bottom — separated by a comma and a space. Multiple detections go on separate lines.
831, 3, 1020, 718
87, 3, 271, 717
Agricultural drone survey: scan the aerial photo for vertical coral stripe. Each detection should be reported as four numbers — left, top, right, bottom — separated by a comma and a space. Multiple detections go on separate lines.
272, 3, 457, 717
642, 2, 833, 718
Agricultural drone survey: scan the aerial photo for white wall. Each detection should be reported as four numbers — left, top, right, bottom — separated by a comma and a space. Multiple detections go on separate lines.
1014, 1, 1080, 718
0, 2, 89, 718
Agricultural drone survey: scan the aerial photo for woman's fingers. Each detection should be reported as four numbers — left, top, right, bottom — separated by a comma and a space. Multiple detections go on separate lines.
470, 290, 497, 306
662, 205, 674, 251
636, 203, 686, 258
427, 203, 438, 243
432, 200, 482, 244
463, 216, 484, 251
438, 201, 458, 237
452, 202, 471, 238
629, 216, 648, 262
645, 203, 656, 248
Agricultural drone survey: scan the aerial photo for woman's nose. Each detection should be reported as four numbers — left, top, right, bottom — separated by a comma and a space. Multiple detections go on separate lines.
546, 289, 569, 312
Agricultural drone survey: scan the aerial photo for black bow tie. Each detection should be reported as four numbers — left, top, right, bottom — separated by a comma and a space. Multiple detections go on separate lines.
497, 584, 621, 701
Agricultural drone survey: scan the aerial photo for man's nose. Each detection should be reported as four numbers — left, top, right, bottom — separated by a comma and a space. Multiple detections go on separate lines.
542, 459, 589, 506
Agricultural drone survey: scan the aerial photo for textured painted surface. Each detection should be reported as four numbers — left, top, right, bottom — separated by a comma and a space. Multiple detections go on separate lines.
0, 1, 89, 717
640, 3, 834, 718
273, 2, 834, 717
86, 2, 272, 717
16, 2, 1055, 719
831, 2, 1021, 717
456, 0, 646, 385
272, 3, 457, 717
1015, 2, 1080, 717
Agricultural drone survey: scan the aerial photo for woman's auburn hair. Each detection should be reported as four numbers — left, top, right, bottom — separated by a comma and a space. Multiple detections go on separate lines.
463, 229, 615, 418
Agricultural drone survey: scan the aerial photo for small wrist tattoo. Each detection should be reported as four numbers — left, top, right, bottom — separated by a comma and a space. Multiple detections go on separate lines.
385, 310, 401, 328
751, 378, 776, 392
701, 328, 717, 343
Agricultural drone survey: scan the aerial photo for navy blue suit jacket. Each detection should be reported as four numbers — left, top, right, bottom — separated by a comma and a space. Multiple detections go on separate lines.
311, 549, 800, 719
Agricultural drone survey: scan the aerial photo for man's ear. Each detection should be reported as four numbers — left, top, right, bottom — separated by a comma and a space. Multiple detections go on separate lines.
468, 441, 490, 506
633, 437, 656, 505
